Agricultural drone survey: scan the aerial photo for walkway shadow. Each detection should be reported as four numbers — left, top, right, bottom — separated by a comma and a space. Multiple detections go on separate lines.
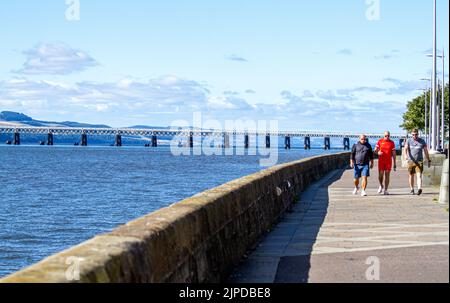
273, 168, 346, 283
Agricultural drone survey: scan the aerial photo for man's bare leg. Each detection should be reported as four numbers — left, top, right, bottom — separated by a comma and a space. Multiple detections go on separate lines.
362, 176, 368, 190
378, 170, 384, 187
409, 174, 415, 190
416, 172, 423, 189
417, 172, 423, 195
384, 171, 391, 191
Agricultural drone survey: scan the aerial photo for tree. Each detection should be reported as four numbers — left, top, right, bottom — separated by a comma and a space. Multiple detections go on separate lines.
401, 83, 449, 137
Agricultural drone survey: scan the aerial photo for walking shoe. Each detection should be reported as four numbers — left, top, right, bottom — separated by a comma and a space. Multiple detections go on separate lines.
383, 190, 390, 196
417, 189, 423, 196
377, 186, 384, 194
361, 190, 367, 197
410, 189, 415, 195
352, 187, 359, 195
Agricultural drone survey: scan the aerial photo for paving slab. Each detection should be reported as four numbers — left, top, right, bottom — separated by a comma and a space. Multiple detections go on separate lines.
229, 160, 449, 283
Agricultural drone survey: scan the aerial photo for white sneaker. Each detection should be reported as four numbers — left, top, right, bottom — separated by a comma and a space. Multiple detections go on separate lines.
377, 186, 384, 194
384, 190, 390, 196
361, 190, 367, 197
353, 187, 359, 195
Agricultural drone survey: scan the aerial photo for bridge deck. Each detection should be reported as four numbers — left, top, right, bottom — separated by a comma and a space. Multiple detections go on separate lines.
229, 159, 449, 283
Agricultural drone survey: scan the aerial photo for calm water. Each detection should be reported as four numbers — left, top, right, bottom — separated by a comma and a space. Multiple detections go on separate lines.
0, 145, 338, 277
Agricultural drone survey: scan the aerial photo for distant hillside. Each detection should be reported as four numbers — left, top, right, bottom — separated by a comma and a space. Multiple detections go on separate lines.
0, 111, 33, 122
0, 111, 111, 128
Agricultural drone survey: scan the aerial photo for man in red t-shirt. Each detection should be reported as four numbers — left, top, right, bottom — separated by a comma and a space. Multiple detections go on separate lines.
374, 131, 397, 195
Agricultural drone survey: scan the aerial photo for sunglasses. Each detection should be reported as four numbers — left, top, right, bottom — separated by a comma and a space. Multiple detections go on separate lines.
412, 134, 418, 136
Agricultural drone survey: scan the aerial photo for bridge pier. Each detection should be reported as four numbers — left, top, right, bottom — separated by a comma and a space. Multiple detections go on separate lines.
324, 137, 331, 150
343, 137, 350, 150
115, 134, 122, 147
285, 136, 291, 150
265, 135, 270, 148
189, 134, 194, 148
47, 133, 54, 146
244, 134, 249, 149
304, 137, 311, 150
223, 134, 230, 149
13, 132, 20, 145
151, 135, 158, 147
81, 134, 88, 146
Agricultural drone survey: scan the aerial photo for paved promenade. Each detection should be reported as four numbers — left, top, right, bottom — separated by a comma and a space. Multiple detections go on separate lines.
229, 160, 449, 283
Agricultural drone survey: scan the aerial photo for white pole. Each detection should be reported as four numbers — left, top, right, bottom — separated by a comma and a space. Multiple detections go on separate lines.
430, 0, 438, 152
429, 92, 432, 147
442, 49, 446, 150
425, 89, 428, 141
437, 81, 441, 150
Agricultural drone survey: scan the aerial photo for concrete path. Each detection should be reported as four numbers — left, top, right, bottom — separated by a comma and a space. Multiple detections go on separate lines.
228, 161, 449, 283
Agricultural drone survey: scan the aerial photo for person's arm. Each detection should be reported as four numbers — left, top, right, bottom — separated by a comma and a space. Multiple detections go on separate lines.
374, 141, 380, 154
404, 141, 409, 161
350, 145, 356, 168
392, 147, 397, 171
369, 144, 374, 169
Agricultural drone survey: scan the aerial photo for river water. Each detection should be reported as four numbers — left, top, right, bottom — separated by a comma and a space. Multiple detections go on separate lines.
0, 145, 339, 277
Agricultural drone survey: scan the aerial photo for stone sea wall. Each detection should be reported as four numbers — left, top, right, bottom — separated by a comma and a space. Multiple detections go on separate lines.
0, 152, 350, 283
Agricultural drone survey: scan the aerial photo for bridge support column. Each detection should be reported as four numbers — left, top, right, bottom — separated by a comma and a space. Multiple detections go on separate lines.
151, 135, 158, 147
244, 134, 249, 149
324, 137, 331, 150
285, 136, 291, 150
265, 135, 270, 148
81, 134, 88, 146
223, 134, 230, 149
13, 132, 20, 145
343, 137, 350, 150
115, 134, 122, 147
47, 133, 54, 146
304, 137, 311, 150
189, 134, 194, 148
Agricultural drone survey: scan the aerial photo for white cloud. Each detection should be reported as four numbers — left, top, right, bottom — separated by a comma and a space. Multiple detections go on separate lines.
0, 75, 408, 132
0, 76, 252, 118
15, 43, 98, 75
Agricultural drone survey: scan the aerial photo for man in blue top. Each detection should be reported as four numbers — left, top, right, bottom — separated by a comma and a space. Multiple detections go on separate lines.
350, 134, 374, 196
404, 129, 431, 196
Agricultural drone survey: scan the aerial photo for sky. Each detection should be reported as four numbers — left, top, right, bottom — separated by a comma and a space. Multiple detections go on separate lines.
0, 0, 448, 132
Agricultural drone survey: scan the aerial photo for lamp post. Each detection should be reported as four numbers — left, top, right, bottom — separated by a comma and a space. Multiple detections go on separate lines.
420, 78, 431, 144
441, 49, 446, 151
417, 88, 428, 140
428, 0, 438, 152
427, 49, 446, 151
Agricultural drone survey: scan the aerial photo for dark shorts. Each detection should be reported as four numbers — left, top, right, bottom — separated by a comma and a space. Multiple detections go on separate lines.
408, 161, 424, 175
354, 164, 370, 179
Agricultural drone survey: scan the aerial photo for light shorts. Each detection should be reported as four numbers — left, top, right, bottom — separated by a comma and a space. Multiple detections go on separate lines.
408, 161, 424, 175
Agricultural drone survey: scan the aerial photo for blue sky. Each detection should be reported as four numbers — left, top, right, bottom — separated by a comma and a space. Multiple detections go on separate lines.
0, 0, 448, 132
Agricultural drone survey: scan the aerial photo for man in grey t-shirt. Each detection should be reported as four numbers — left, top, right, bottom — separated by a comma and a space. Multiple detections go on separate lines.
404, 129, 431, 195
